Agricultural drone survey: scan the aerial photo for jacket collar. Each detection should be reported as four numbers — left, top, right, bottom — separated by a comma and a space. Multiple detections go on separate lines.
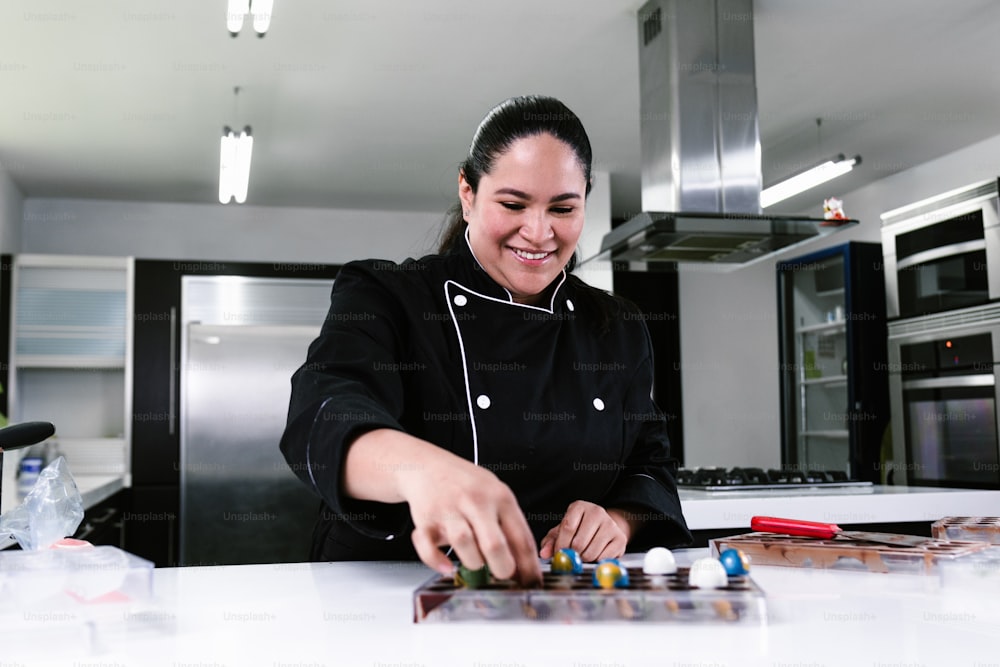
449, 227, 570, 314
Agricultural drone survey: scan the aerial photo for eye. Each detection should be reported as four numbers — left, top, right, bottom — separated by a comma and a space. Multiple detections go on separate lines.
500, 202, 525, 211
550, 207, 574, 215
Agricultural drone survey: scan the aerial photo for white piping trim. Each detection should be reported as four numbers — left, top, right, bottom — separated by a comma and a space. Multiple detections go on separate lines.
462, 227, 568, 314
306, 396, 335, 494
445, 281, 480, 467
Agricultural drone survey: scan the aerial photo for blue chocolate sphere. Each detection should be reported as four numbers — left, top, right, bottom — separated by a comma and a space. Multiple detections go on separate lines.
592, 558, 630, 589
718, 548, 750, 576
551, 548, 584, 575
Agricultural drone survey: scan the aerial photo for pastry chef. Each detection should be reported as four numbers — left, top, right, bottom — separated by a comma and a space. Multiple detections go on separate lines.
280, 95, 691, 586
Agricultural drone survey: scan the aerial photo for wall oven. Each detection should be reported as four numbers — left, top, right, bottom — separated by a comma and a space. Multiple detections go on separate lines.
881, 178, 1000, 320
887, 303, 1000, 488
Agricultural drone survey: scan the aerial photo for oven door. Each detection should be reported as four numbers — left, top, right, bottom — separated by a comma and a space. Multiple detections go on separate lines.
882, 187, 1000, 319
899, 377, 998, 487
888, 312, 1000, 487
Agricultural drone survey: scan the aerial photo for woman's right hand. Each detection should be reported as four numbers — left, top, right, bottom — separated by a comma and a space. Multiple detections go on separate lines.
398, 448, 542, 587
343, 429, 542, 587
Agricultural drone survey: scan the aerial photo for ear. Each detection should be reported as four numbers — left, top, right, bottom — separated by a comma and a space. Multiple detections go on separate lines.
458, 170, 474, 215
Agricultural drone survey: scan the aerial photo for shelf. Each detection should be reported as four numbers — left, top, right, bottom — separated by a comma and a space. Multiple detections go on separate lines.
796, 320, 847, 334
799, 430, 850, 439
801, 375, 847, 386
14, 356, 125, 369
52, 437, 127, 476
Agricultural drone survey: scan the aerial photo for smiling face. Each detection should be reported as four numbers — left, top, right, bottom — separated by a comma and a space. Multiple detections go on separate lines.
459, 133, 588, 306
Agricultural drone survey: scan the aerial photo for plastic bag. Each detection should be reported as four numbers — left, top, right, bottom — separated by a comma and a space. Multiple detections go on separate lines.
0, 456, 84, 550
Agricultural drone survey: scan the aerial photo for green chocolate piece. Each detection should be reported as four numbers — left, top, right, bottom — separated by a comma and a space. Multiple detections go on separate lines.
455, 563, 490, 589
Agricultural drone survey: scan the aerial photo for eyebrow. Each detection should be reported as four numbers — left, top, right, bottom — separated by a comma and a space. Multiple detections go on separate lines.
494, 187, 581, 203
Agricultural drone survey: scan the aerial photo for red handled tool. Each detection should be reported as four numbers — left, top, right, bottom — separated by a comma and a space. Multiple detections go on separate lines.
750, 516, 931, 547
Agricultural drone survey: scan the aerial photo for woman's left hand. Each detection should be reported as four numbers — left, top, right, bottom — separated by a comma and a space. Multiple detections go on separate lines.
538, 500, 631, 562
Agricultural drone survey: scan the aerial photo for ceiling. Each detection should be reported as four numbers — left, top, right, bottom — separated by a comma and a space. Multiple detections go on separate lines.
2, 0, 999, 220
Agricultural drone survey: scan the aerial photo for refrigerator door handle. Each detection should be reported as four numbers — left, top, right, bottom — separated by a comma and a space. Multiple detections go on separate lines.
169, 306, 177, 436
902, 374, 995, 390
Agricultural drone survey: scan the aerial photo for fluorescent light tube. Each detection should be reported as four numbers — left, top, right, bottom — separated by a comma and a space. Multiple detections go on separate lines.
251, 0, 273, 35
219, 127, 237, 204
760, 154, 861, 209
233, 126, 253, 204
227, 0, 249, 35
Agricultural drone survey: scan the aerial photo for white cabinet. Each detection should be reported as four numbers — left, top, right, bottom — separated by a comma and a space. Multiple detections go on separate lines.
5, 255, 133, 489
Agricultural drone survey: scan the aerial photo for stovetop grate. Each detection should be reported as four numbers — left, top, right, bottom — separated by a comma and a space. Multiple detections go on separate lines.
675, 467, 873, 492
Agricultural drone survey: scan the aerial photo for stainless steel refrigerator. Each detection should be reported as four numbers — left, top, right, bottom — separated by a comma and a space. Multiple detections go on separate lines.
179, 275, 332, 565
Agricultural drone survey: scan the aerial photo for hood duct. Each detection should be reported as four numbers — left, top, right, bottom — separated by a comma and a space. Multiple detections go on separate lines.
587, 0, 857, 270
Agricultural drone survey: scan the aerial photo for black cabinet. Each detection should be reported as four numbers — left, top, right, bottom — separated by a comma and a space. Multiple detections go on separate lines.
612, 268, 684, 465
122, 486, 178, 566
74, 489, 126, 548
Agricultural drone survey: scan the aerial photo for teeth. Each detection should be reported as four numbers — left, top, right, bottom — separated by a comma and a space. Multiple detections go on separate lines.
513, 248, 549, 260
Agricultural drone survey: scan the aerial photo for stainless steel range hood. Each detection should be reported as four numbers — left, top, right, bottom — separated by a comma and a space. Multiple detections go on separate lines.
586, 0, 856, 270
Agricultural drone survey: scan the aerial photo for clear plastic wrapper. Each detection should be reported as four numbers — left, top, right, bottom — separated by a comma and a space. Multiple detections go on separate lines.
0, 546, 156, 657
0, 456, 84, 550
1, 456, 159, 657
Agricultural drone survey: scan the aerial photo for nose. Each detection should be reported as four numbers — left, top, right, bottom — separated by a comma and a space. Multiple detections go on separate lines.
519, 208, 554, 246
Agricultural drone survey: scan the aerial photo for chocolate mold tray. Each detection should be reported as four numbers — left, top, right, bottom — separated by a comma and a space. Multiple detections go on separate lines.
413, 566, 767, 623
711, 533, 991, 574
932, 517, 1000, 544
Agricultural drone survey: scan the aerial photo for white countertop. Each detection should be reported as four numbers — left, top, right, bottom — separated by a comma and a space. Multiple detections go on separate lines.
75, 473, 126, 509
681, 484, 1000, 530
4, 548, 998, 666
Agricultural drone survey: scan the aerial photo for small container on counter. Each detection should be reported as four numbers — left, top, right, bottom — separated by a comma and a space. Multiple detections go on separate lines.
932, 517, 1000, 544
16, 456, 44, 498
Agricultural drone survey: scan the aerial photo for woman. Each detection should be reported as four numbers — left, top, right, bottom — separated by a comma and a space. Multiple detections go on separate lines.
280, 95, 691, 586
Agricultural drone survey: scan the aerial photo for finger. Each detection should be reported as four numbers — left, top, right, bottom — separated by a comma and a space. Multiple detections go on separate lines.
569, 510, 605, 561
538, 527, 559, 559
411, 526, 454, 577
596, 533, 627, 561
581, 525, 619, 563
442, 518, 486, 573
498, 499, 542, 587
465, 512, 516, 581
552, 503, 586, 553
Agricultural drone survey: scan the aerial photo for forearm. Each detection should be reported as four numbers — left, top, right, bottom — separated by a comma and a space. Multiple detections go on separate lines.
342, 428, 450, 504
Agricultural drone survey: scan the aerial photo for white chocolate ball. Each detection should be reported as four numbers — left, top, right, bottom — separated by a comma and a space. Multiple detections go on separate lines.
688, 557, 728, 589
643, 547, 677, 575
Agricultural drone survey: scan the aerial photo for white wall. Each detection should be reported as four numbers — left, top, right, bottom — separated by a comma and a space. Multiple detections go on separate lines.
0, 160, 23, 254
21, 171, 614, 287
576, 171, 613, 292
0, 162, 23, 506
680, 131, 1000, 469
21, 198, 445, 264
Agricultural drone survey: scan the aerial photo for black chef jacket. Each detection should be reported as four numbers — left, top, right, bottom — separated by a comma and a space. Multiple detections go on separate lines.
280, 233, 692, 561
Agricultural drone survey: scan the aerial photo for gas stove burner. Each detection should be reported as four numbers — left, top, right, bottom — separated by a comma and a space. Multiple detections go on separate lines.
675, 467, 872, 491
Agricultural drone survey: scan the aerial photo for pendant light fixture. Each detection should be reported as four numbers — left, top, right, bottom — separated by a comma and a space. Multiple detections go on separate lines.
760, 119, 861, 209
227, 0, 273, 37
219, 87, 253, 205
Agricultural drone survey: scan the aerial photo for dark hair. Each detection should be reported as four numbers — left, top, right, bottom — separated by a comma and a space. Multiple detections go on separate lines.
437, 95, 593, 271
